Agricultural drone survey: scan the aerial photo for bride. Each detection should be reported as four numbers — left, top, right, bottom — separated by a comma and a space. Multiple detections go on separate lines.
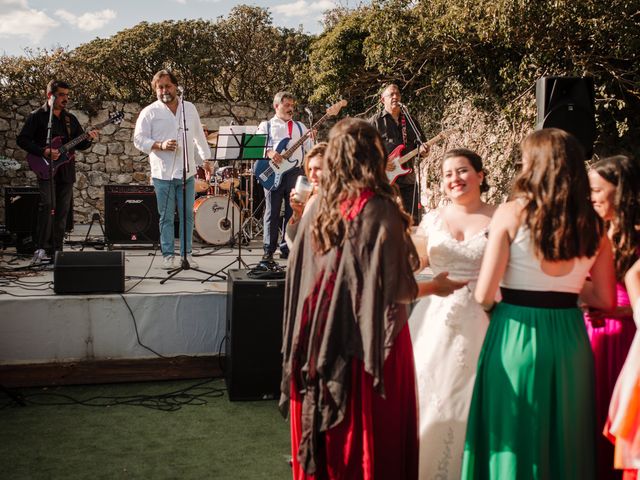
409, 148, 496, 479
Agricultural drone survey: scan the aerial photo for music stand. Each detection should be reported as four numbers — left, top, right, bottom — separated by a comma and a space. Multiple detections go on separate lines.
202, 130, 267, 282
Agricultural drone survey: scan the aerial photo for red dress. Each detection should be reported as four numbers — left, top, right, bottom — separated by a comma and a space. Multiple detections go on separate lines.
282, 190, 420, 479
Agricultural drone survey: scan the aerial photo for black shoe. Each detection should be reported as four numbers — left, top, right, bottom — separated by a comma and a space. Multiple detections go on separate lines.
262, 252, 273, 261
279, 251, 289, 260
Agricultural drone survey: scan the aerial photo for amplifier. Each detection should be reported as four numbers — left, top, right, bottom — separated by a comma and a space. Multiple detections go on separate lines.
104, 185, 160, 245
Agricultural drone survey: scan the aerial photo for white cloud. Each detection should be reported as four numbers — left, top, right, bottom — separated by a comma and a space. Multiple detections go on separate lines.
0, 6, 58, 42
272, 0, 335, 18
55, 8, 116, 31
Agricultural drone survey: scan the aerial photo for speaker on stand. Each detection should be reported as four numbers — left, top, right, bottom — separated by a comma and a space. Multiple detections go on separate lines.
104, 185, 160, 248
536, 76, 596, 158
225, 269, 285, 401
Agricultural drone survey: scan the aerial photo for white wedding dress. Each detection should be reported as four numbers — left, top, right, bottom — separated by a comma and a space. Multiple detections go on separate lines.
409, 209, 490, 480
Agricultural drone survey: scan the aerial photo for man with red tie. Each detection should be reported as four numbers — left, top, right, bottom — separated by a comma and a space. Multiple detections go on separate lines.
257, 92, 313, 261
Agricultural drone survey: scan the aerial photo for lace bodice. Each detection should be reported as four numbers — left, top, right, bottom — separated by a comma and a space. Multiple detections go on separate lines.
419, 210, 488, 284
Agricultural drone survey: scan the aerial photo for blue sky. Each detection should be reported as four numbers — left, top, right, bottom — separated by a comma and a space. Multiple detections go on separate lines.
0, 0, 354, 56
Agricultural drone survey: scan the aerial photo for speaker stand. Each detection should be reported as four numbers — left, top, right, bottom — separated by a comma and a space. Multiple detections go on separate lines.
80, 213, 105, 251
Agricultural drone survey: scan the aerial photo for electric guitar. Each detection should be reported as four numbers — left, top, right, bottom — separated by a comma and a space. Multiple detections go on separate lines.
386, 129, 453, 184
254, 100, 347, 191
26, 111, 125, 180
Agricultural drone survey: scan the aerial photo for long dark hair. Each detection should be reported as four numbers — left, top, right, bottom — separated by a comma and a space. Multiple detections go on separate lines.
590, 155, 640, 280
312, 118, 409, 254
513, 128, 603, 260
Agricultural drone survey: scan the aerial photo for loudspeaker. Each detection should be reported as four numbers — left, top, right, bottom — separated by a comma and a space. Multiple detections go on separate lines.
536, 76, 596, 158
4, 186, 38, 233
4, 186, 39, 254
54, 251, 125, 294
225, 269, 285, 401
104, 185, 160, 245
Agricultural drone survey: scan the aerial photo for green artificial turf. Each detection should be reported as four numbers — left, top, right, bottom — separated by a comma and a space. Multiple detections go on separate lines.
0, 379, 291, 479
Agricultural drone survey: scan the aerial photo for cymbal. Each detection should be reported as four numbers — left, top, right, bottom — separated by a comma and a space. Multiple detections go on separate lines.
206, 131, 218, 146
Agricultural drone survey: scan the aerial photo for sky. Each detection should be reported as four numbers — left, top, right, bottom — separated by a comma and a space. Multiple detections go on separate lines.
0, 0, 347, 56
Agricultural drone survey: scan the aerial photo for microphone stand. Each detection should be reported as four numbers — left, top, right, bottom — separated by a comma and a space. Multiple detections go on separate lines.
161, 89, 221, 284
45, 94, 56, 262
400, 103, 426, 221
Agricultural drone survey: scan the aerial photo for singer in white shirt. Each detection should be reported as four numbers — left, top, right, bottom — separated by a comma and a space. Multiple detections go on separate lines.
133, 69, 211, 269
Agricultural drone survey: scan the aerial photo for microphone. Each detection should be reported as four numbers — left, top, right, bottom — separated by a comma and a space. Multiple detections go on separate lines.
177, 86, 184, 94
304, 107, 313, 116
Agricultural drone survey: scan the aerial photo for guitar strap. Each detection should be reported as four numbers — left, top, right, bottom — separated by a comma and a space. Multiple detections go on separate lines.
63, 113, 72, 143
400, 112, 407, 147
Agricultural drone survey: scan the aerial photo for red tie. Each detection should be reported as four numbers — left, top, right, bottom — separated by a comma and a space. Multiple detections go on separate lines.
287, 120, 293, 138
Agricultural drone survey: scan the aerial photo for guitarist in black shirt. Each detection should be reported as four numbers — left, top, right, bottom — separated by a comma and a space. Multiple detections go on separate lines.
369, 83, 429, 224
17, 80, 98, 264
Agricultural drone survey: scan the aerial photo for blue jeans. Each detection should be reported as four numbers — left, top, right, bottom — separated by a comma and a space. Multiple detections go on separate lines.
152, 176, 195, 257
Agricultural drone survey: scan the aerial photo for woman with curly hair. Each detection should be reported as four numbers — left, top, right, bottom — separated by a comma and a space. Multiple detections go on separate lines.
461, 128, 616, 479
280, 118, 465, 479
585, 155, 640, 479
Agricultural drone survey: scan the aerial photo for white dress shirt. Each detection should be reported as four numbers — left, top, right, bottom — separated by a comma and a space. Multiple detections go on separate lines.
133, 100, 211, 180
256, 116, 312, 166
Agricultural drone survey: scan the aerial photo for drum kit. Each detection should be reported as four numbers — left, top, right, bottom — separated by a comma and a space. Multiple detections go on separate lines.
193, 131, 264, 246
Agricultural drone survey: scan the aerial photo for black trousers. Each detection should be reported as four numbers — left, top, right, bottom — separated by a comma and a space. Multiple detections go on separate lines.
397, 182, 421, 225
37, 179, 73, 252
263, 167, 302, 255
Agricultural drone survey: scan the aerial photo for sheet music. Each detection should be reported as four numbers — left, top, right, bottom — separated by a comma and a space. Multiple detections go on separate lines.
217, 125, 258, 160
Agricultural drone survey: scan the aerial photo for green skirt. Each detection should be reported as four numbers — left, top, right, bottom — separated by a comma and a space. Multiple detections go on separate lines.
461, 302, 596, 479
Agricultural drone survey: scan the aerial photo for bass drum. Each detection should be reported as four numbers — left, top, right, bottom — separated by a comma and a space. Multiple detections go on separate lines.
193, 195, 241, 245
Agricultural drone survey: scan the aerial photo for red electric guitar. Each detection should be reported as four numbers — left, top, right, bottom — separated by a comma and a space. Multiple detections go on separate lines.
386, 129, 453, 184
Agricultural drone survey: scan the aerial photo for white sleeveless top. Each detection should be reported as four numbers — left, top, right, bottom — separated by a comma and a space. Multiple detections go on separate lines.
500, 226, 596, 293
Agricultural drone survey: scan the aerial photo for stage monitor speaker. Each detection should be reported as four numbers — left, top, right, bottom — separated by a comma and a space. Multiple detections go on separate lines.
54, 251, 125, 294
225, 269, 285, 401
104, 185, 160, 245
536, 76, 596, 158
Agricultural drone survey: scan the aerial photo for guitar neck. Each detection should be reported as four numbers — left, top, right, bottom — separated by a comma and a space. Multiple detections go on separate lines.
59, 117, 114, 153
281, 113, 330, 160
398, 131, 449, 166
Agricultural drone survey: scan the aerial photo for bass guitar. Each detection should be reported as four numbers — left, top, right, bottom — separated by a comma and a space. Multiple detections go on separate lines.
254, 100, 347, 191
27, 111, 124, 180
386, 129, 453, 184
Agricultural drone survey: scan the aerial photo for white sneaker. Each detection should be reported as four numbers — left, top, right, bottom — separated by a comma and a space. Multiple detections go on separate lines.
161, 256, 175, 269
187, 254, 199, 269
31, 248, 50, 265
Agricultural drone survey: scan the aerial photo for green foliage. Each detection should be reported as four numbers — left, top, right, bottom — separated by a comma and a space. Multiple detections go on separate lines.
0, 6, 313, 113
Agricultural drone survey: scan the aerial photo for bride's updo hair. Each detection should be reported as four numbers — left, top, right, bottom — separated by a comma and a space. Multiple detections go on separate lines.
441, 148, 489, 193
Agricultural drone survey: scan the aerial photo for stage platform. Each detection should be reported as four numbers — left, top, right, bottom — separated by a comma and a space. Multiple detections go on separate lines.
0, 225, 287, 388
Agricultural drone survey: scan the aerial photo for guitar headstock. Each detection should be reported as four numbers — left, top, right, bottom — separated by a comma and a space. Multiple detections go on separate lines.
325, 99, 347, 117
110, 111, 125, 124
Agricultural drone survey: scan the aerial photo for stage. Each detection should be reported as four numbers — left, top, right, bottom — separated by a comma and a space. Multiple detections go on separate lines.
0, 225, 287, 388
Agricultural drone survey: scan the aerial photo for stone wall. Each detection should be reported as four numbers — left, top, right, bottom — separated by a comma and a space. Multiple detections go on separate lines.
0, 99, 271, 224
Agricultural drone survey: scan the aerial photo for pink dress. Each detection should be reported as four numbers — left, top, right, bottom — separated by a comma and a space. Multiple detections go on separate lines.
585, 283, 638, 478
604, 298, 640, 478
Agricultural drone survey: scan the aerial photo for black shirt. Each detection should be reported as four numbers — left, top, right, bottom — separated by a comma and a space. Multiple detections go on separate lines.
17, 104, 92, 183
368, 109, 426, 185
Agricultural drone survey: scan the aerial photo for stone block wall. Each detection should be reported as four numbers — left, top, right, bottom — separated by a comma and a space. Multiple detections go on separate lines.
0, 99, 272, 224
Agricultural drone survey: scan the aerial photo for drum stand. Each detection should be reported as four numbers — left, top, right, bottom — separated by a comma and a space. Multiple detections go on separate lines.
201, 174, 249, 282
241, 160, 264, 240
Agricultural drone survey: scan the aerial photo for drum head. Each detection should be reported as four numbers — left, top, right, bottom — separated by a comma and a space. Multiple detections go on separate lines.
193, 195, 241, 245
